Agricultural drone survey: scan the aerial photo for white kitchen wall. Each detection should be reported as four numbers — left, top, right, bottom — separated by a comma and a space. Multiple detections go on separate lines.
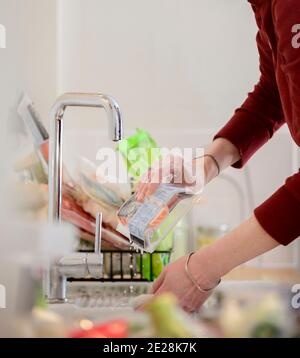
0, 0, 57, 218
0, 0, 57, 126
57, 0, 259, 131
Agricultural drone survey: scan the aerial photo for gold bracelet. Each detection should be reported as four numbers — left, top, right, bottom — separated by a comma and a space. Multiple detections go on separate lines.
185, 252, 221, 293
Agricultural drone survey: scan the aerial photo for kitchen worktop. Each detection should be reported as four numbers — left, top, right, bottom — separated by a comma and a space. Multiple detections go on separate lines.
224, 267, 300, 284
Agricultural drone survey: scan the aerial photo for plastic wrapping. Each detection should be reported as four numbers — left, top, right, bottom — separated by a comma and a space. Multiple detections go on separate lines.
78, 157, 129, 206
117, 185, 196, 253
62, 193, 129, 250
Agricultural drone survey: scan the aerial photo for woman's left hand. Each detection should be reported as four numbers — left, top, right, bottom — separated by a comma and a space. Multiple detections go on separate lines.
151, 253, 217, 313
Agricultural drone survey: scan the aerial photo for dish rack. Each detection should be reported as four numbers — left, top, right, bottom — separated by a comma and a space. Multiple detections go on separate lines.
70, 249, 172, 283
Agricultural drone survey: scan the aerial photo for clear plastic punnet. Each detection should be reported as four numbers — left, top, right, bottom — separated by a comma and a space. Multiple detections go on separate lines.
117, 180, 203, 254
117, 153, 204, 253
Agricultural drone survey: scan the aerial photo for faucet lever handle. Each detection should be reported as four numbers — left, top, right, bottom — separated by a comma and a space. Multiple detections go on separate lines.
95, 212, 102, 254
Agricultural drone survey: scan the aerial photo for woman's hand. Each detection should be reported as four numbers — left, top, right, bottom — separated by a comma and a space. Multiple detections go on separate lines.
136, 154, 218, 202
151, 251, 219, 313
151, 216, 279, 313
136, 138, 240, 202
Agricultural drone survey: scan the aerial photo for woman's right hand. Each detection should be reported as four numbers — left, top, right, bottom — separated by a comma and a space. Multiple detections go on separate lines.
136, 138, 240, 202
136, 154, 212, 202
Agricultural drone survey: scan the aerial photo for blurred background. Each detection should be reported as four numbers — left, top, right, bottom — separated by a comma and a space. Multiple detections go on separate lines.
0, 0, 299, 338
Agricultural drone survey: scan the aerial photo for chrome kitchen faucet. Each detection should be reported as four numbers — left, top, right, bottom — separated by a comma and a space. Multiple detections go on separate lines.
47, 93, 123, 303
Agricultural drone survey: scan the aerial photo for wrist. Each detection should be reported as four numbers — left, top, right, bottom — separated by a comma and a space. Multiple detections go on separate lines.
188, 247, 223, 289
208, 138, 241, 170
203, 155, 219, 184
193, 155, 219, 186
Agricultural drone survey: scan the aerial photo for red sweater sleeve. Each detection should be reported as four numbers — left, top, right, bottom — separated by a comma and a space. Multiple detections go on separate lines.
254, 1, 300, 246
214, 30, 285, 168
254, 171, 300, 246
214, 1, 300, 246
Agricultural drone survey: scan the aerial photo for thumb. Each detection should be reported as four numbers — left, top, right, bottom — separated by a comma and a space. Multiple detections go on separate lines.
151, 269, 167, 293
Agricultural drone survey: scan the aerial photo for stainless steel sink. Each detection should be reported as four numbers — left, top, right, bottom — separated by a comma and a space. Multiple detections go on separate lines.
48, 281, 151, 321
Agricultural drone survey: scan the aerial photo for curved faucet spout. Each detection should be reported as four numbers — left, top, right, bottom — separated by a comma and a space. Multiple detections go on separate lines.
50, 93, 123, 141
48, 93, 123, 223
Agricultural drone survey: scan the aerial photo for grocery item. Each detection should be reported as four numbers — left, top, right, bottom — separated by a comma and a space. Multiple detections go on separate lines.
15, 96, 128, 248
14, 152, 48, 184
143, 293, 213, 338
117, 185, 198, 253
78, 157, 127, 207
17, 93, 78, 188
17, 93, 49, 176
138, 230, 173, 281
70, 320, 129, 339
219, 291, 296, 338
100, 227, 130, 250
81, 197, 119, 230
62, 193, 130, 250
67, 293, 214, 339
116, 128, 161, 185
116, 129, 184, 255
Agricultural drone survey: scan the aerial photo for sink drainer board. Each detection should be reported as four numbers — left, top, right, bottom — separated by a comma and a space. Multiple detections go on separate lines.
70, 250, 172, 282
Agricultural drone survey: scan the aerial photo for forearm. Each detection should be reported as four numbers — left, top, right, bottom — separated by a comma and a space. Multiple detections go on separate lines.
191, 216, 279, 285
202, 138, 241, 184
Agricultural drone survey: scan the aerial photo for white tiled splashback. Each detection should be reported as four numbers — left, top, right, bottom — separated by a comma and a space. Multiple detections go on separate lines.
64, 126, 299, 270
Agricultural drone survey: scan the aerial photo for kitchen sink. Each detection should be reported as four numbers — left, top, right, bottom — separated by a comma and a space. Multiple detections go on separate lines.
48, 281, 151, 321
47, 280, 289, 322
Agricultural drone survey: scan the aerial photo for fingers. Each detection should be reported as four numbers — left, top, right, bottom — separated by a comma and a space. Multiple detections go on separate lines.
145, 182, 159, 197
181, 304, 194, 314
136, 154, 195, 201
151, 269, 167, 293
136, 183, 158, 202
136, 169, 152, 201
136, 166, 162, 201
132, 294, 154, 311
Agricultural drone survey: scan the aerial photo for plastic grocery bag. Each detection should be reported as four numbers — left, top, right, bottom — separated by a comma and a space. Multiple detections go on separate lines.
116, 128, 161, 185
